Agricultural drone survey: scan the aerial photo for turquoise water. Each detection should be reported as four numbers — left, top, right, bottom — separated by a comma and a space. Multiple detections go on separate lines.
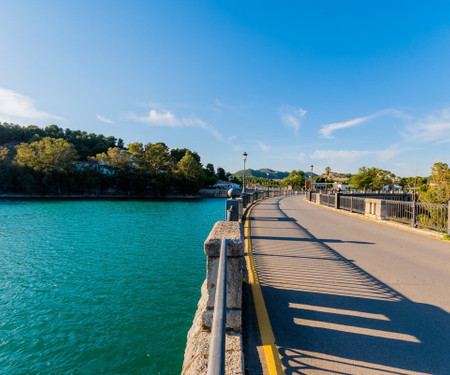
0, 199, 226, 374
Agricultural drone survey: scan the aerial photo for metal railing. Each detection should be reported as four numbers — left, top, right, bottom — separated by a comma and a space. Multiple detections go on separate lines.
385, 201, 449, 231
207, 238, 228, 375
416, 202, 448, 232
320, 193, 336, 207
385, 201, 412, 225
340, 196, 366, 214
309, 191, 449, 233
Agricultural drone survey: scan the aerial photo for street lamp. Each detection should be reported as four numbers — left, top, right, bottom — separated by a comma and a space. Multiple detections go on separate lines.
242, 152, 248, 193
310, 164, 314, 191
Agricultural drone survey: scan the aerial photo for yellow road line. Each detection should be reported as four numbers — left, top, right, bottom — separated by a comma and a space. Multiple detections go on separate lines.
244, 204, 285, 375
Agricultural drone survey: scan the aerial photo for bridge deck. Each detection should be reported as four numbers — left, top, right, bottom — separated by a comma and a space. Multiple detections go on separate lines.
247, 195, 450, 375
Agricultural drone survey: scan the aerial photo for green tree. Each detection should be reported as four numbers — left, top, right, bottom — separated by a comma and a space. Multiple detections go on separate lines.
95, 147, 133, 173
170, 148, 201, 164
0, 146, 8, 161
350, 166, 395, 190
14, 137, 78, 174
128, 142, 173, 174
217, 167, 228, 181
419, 162, 450, 203
177, 151, 205, 193
281, 170, 305, 189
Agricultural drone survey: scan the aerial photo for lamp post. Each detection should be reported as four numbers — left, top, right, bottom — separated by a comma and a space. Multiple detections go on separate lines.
310, 164, 314, 191
242, 152, 248, 193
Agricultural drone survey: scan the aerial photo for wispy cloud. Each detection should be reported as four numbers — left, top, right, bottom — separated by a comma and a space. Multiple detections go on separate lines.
311, 145, 405, 162
319, 115, 374, 139
281, 106, 307, 135
228, 135, 237, 141
256, 141, 271, 152
215, 99, 245, 111
96, 114, 113, 124
401, 109, 450, 144
127, 108, 223, 140
311, 149, 372, 160
273, 152, 306, 162
319, 109, 411, 139
0, 87, 63, 123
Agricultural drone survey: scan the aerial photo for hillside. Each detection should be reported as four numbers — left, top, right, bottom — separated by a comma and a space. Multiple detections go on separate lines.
233, 168, 289, 180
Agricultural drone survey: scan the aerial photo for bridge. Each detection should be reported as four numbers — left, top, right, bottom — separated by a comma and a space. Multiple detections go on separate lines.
182, 192, 450, 375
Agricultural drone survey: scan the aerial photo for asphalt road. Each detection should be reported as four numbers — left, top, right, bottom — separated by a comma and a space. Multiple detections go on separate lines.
248, 195, 450, 375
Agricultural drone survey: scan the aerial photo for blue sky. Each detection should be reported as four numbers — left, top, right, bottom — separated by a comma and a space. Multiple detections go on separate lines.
1, 1, 449, 177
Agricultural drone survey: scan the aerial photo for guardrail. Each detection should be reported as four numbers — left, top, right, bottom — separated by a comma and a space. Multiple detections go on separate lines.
340, 196, 366, 214
207, 239, 228, 375
307, 191, 449, 234
385, 200, 449, 232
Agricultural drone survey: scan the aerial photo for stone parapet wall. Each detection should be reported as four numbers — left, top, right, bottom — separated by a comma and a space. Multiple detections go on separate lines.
182, 221, 244, 375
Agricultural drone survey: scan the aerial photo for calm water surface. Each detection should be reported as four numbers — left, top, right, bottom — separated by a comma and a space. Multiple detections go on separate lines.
0, 199, 225, 374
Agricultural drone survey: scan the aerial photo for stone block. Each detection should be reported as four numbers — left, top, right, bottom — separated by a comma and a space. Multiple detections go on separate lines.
206, 256, 243, 310
201, 309, 242, 331
204, 221, 244, 257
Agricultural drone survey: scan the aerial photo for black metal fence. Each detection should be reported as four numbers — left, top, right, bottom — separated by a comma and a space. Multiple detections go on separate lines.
385, 201, 449, 232
308, 191, 449, 234
339, 196, 366, 214
320, 193, 335, 207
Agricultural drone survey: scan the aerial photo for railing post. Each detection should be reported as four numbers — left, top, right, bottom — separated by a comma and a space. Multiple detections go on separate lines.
350, 196, 353, 213
335, 192, 340, 209
241, 192, 247, 208
411, 193, 417, 228
447, 200, 450, 236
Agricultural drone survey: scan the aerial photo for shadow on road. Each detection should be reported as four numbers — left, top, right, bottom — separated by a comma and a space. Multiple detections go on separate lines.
249, 198, 450, 374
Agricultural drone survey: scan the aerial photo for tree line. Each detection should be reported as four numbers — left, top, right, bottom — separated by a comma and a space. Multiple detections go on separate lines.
0, 123, 226, 196
261, 165, 449, 204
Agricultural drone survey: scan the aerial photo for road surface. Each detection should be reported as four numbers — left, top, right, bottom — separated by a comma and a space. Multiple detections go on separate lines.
247, 195, 450, 375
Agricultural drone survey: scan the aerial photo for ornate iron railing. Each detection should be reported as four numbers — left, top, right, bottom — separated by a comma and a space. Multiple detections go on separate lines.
340, 196, 366, 214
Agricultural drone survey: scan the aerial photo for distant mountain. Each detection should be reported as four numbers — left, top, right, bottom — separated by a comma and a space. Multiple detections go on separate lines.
233, 168, 290, 180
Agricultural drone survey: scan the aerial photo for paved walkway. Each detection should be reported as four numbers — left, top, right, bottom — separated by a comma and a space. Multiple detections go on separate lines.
248, 195, 450, 375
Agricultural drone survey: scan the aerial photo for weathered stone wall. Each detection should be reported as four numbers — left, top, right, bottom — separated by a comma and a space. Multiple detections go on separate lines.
181, 221, 244, 375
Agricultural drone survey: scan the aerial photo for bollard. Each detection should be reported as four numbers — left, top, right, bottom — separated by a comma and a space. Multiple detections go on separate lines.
226, 199, 239, 221
241, 192, 247, 208
226, 188, 240, 221
335, 192, 340, 210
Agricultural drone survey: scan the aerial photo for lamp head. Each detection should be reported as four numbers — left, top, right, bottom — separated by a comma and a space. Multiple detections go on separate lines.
243, 152, 248, 161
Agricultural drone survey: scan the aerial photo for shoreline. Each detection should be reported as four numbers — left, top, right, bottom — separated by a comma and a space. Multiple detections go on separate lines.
0, 194, 212, 201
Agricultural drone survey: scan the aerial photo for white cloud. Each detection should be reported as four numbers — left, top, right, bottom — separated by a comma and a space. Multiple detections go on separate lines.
228, 135, 237, 141
281, 106, 307, 135
311, 145, 406, 163
0, 87, 63, 123
215, 99, 224, 107
256, 141, 271, 152
129, 109, 178, 127
319, 115, 373, 139
273, 152, 306, 161
127, 108, 223, 140
319, 109, 412, 139
311, 149, 372, 160
96, 114, 113, 124
215, 99, 245, 110
402, 109, 450, 144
